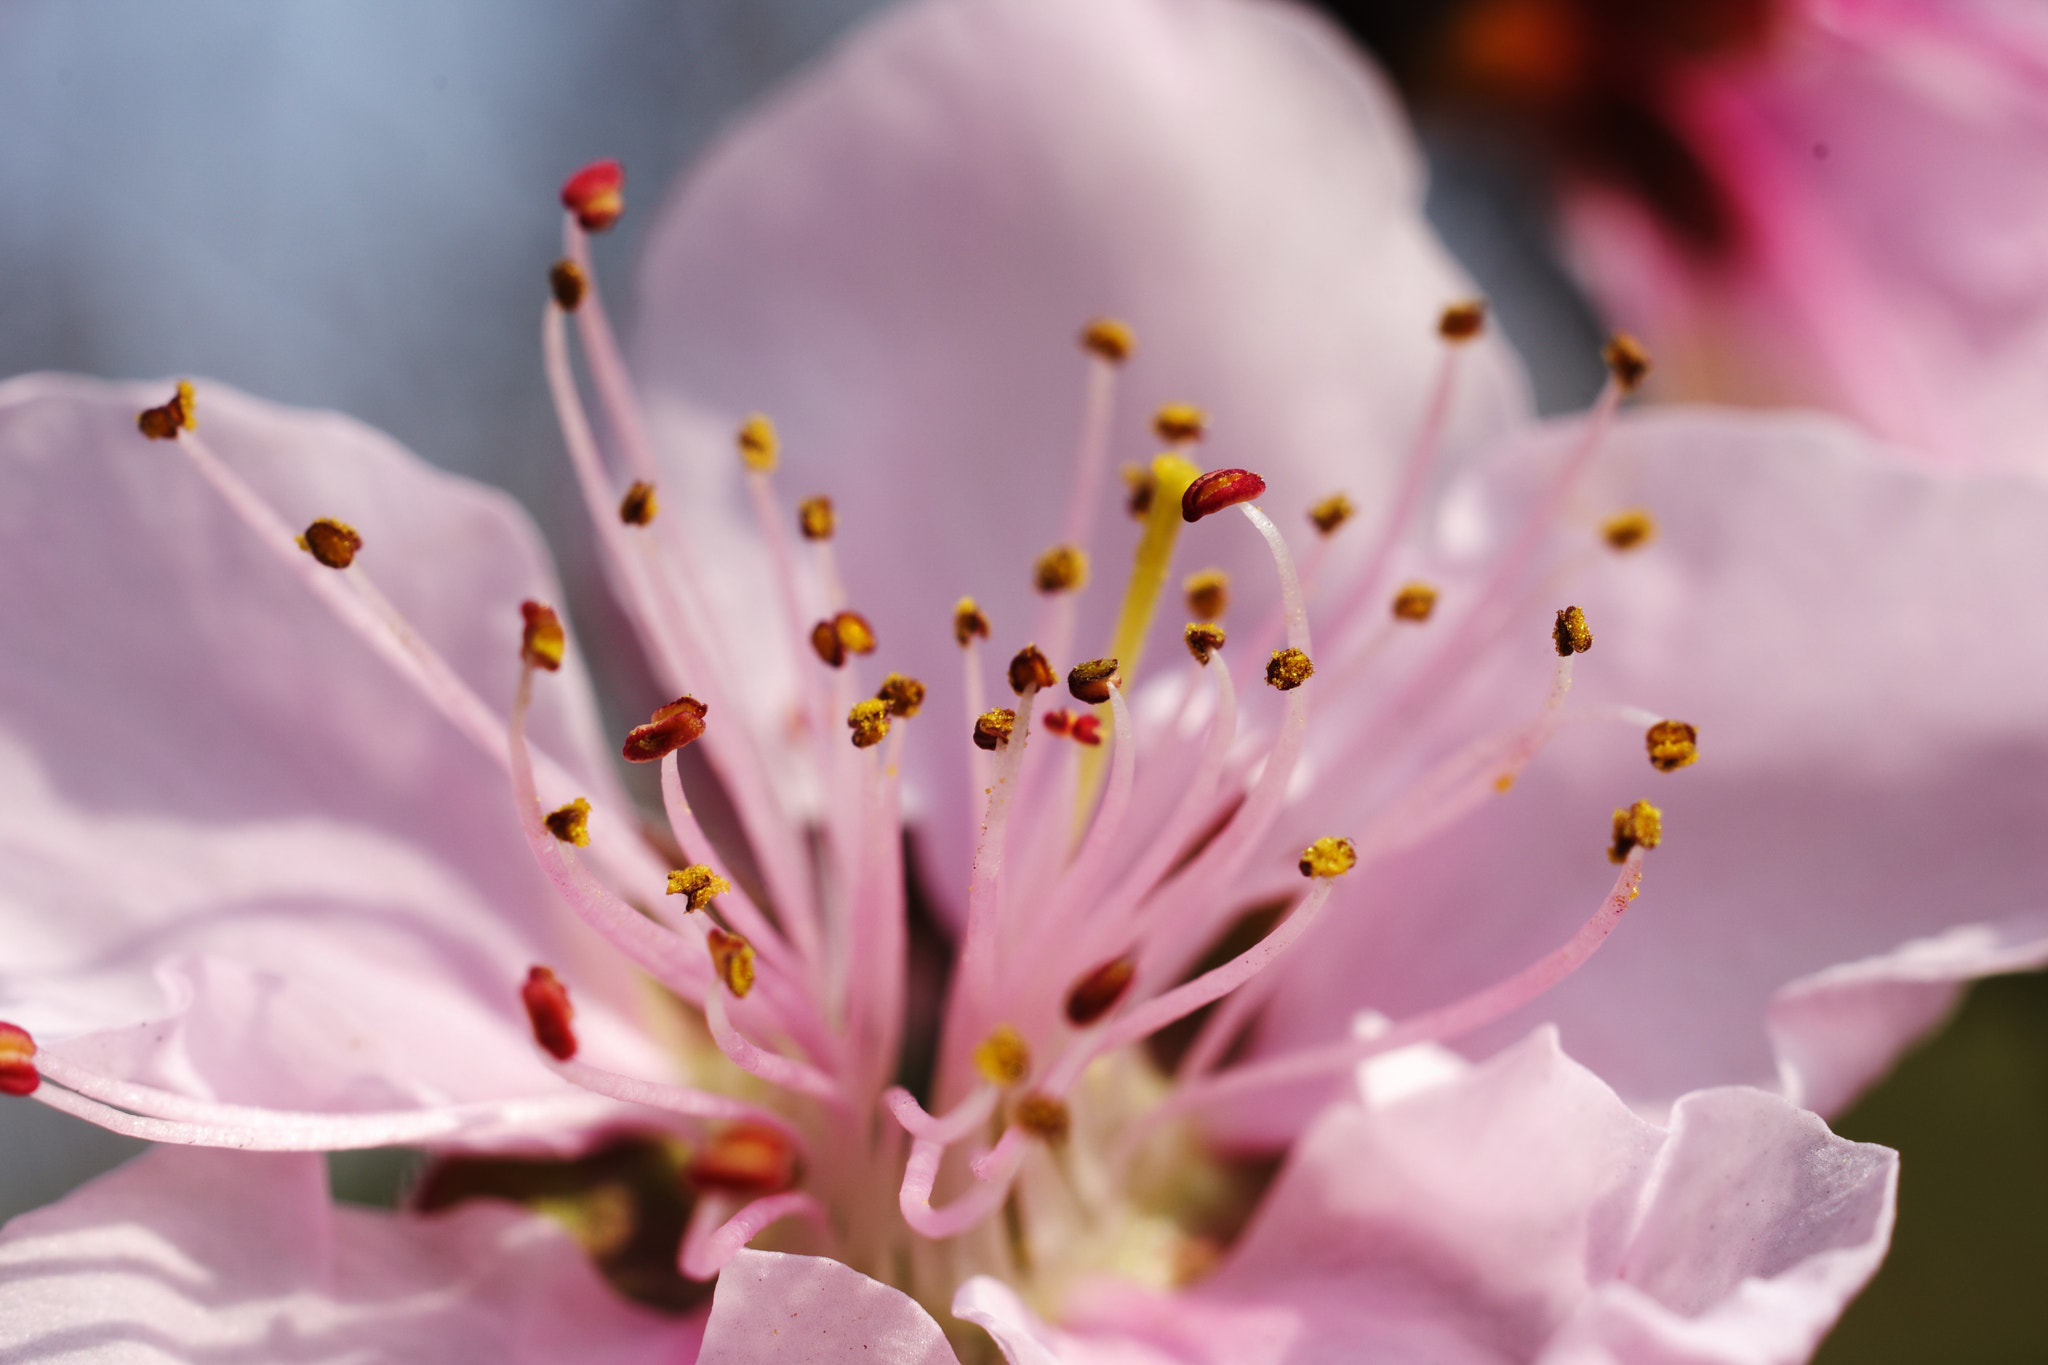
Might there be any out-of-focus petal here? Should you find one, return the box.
[698,1249,959,1365]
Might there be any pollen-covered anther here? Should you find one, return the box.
[1391,582,1439,623]
[974,1026,1031,1088]
[1646,720,1699,773]
[1299,835,1358,879]
[1184,568,1229,621]
[0,1021,40,1097]
[847,698,891,749]
[1008,644,1056,695]
[1609,799,1664,863]
[1602,333,1652,392]
[1603,509,1657,551]
[520,600,566,672]
[688,1121,798,1195]
[1033,544,1088,594]
[813,611,878,668]
[520,967,577,1061]
[544,797,592,847]
[973,708,1017,752]
[953,597,990,648]
[1153,403,1208,445]
[1067,657,1121,705]
[621,695,708,763]
[548,258,586,311]
[876,673,926,718]
[1309,492,1356,536]
[297,518,362,570]
[1014,1093,1071,1143]
[1122,463,1157,520]
[707,928,756,999]
[136,381,197,441]
[1553,605,1593,657]
[666,864,730,912]
[560,158,624,232]
[1439,299,1488,342]
[797,495,835,541]
[1266,647,1314,691]
[736,413,778,472]
[1081,317,1135,364]
[618,480,658,526]
[1182,467,1267,524]
[1185,622,1227,665]
[1065,957,1136,1026]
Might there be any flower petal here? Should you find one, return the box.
[699,1249,959,1365]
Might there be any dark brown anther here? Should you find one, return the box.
[1067,657,1120,705]
[1123,463,1157,520]
[687,1121,797,1195]
[1438,299,1487,342]
[811,619,846,668]
[1009,644,1056,695]
[797,495,835,541]
[520,966,577,1061]
[1182,467,1267,523]
[847,698,891,749]
[560,159,624,232]
[621,695,708,763]
[1081,318,1135,364]
[136,381,196,441]
[1014,1093,1071,1143]
[1034,544,1088,594]
[297,518,362,569]
[1154,404,1208,445]
[520,600,566,672]
[544,797,592,847]
[1308,492,1355,536]
[1608,799,1664,863]
[876,673,926,719]
[1553,606,1593,657]
[973,708,1017,751]
[1065,957,1136,1026]
[1645,720,1699,773]
[548,258,587,311]
[954,597,991,648]
[1266,647,1314,691]
[1603,333,1652,392]
[1185,622,1227,665]
[1390,582,1438,623]
[812,612,876,668]
[1184,568,1229,621]
[618,480,658,526]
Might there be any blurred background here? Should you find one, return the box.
[1,2,2041,1358]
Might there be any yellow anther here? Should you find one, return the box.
[812,611,878,668]
[1603,509,1657,552]
[737,413,779,472]
[1080,317,1135,364]
[1553,605,1593,656]
[137,381,197,440]
[1153,403,1208,445]
[548,258,586,311]
[1008,644,1056,695]
[707,928,756,998]
[666,864,730,912]
[1122,462,1157,520]
[1266,647,1314,691]
[1185,622,1227,665]
[847,697,891,749]
[1439,300,1487,342]
[797,495,835,541]
[1308,492,1356,536]
[1014,1093,1071,1143]
[973,708,1017,752]
[876,673,926,719]
[1067,657,1120,705]
[1645,720,1698,773]
[1298,835,1358,879]
[1391,582,1438,622]
[1603,333,1652,392]
[297,518,362,570]
[1609,799,1664,863]
[1034,543,1089,594]
[545,797,592,847]
[954,597,990,648]
[1184,568,1230,621]
[618,480,658,526]
[520,601,566,672]
[974,1026,1031,1087]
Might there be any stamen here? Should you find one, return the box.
[1603,509,1656,551]
[679,1191,827,1282]
[737,413,779,472]
[520,966,578,1061]
[1033,544,1088,594]
[1391,582,1439,622]
[1184,568,1229,620]
[885,1085,999,1144]
[618,480,658,526]
[1181,467,1266,524]
[296,518,362,569]
[847,698,892,749]
[1609,799,1664,862]
[687,1121,799,1195]
[0,1022,39,1097]
[520,600,566,672]
[707,928,757,998]
[1042,709,1073,737]
[1080,318,1134,364]
[1438,299,1487,342]
[1008,645,1056,695]
[560,159,625,232]
[974,708,1017,751]
[1013,1094,1070,1143]
[1602,332,1653,391]
[621,695,709,763]
[797,495,836,541]
[810,611,877,669]
[1646,720,1699,772]
[954,598,991,646]
[1308,493,1355,536]
[898,1132,1028,1240]
[136,381,197,440]
[1122,463,1156,520]
[974,1026,1032,1087]
[1553,605,1593,656]
[544,797,592,847]
[1266,647,1314,691]
[1185,622,1226,665]
[1153,404,1208,445]
[876,673,926,717]
[1065,958,1136,1027]
[666,865,731,912]
[1066,657,1120,705]
[548,258,586,311]
[1298,836,1358,879]
[1069,714,1102,746]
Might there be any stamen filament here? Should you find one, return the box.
[547,1057,803,1145]
[884,1084,999,1145]
[898,1134,1029,1240]
[680,1190,827,1280]
[704,991,847,1108]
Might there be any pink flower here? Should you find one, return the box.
[0,0,2041,1359]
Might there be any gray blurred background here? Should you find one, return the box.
[1,2,2039,1359]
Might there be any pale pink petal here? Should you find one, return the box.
[697,1249,958,1365]
[0,1145,695,1364]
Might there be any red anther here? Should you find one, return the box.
[1069,714,1103,747]
[1181,467,1267,523]
[0,1022,39,1097]
[622,695,708,763]
[520,967,577,1060]
[1042,709,1074,737]
[520,600,566,672]
[1064,958,1135,1026]
[688,1120,798,1195]
[560,159,624,232]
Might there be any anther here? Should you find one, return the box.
[1266,647,1314,691]
[1608,799,1664,863]
[1080,317,1135,364]
[875,674,926,719]
[1154,404,1208,445]
[548,258,587,311]
[520,600,566,672]
[1391,582,1438,622]
[297,518,362,569]
[621,695,708,763]
[1308,492,1356,536]
[0,1022,40,1097]
[1043,709,1072,737]
[1065,957,1135,1026]
[520,967,578,1061]
[1185,622,1227,665]
[1439,299,1487,342]
[707,928,756,998]
[618,481,658,526]
[1182,467,1267,523]
[1014,1094,1071,1143]
[974,1026,1031,1087]
[1602,333,1652,392]
[667,864,731,912]
[1008,645,1056,695]
[812,611,878,668]
[1067,657,1120,705]
[1553,606,1593,657]
[973,708,1017,751]
[1070,714,1102,746]
[1122,463,1157,520]
[545,797,592,847]
[560,159,625,232]
[1034,544,1089,594]
[1645,720,1699,773]
[1602,509,1656,551]
[737,413,778,472]
[797,495,835,541]
[1299,835,1358,879]
[954,597,991,648]
[1184,568,1229,621]
[136,381,197,441]
[847,698,891,749]
[687,1121,797,1195]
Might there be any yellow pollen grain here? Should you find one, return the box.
[847,698,891,749]
[1153,404,1207,445]
[1391,582,1438,622]
[1603,333,1652,392]
[1121,462,1157,520]
[973,708,1017,752]
[876,673,926,718]
[1080,317,1135,364]
[1266,647,1314,691]
[953,597,990,648]
[1298,835,1358,879]
[297,518,362,570]
[618,480,658,526]
[1014,1093,1071,1142]
[1309,492,1356,536]
[737,413,778,472]
[1602,509,1657,551]
[1553,605,1593,656]
[545,797,592,848]
[1185,622,1227,665]
[665,864,730,912]
[1184,568,1229,621]
[1034,543,1089,595]
[1608,799,1664,863]
[1646,720,1698,773]
[707,928,756,998]
[974,1026,1031,1087]
[797,495,835,541]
